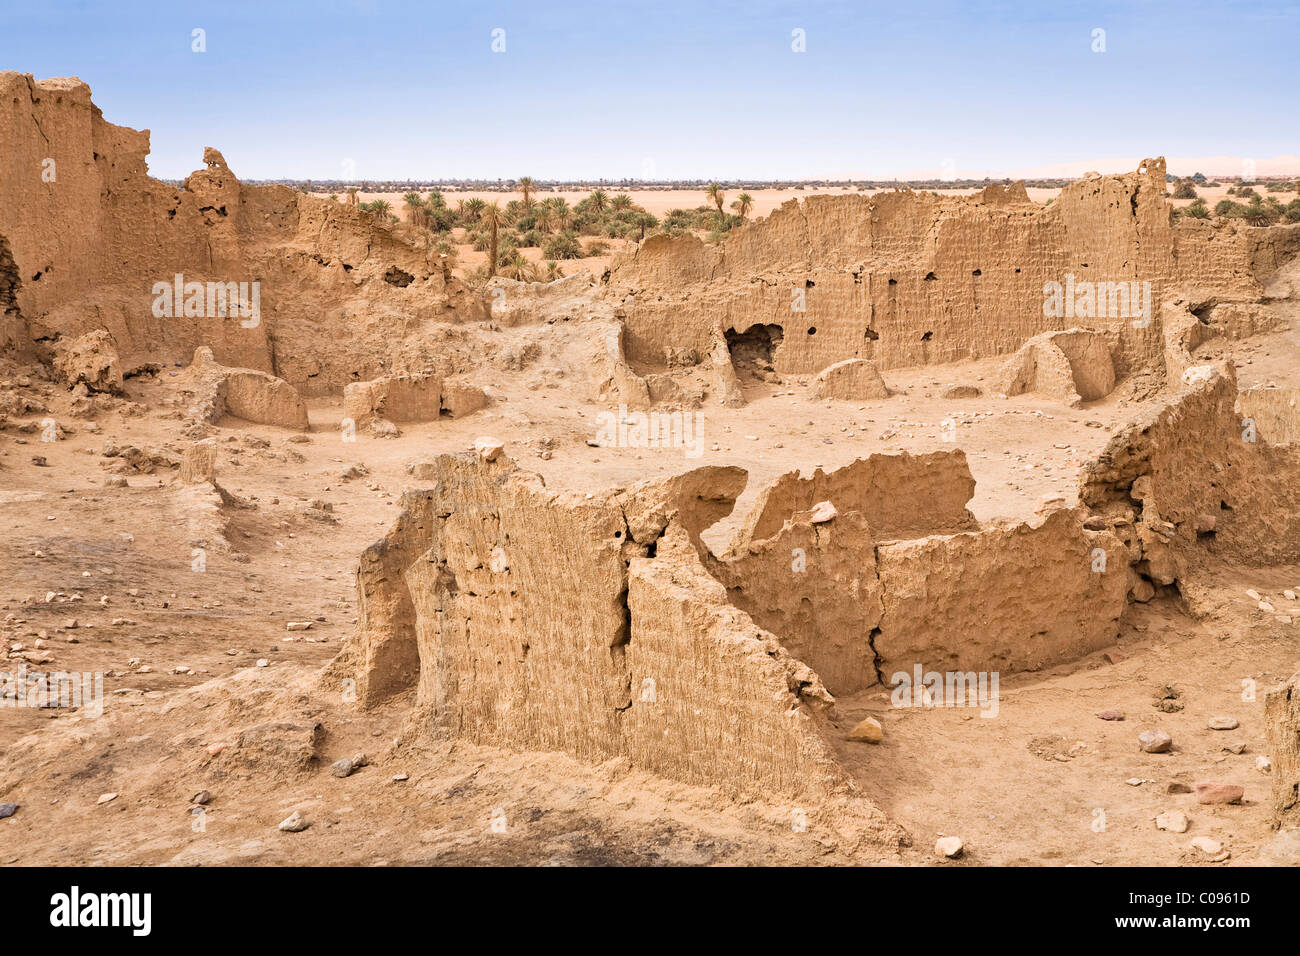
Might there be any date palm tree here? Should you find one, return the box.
[546,196,572,232]
[731,193,753,218]
[706,183,725,214]
[588,189,609,214]
[403,192,425,227]
[535,203,555,234]
[462,197,486,224]
[519,176,535,209]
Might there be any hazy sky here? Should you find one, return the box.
[3,0,1297,180]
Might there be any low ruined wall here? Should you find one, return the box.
[187,348,308,429]
[344,374,442,424]
[1080,365,1300,571]
[343,373,489,424]
[736,450,978,546]
[711,510,883,696]
[874,508,1129,674]
[994,328,1116,405]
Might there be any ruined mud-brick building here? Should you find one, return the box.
[6,74,1300,834]
[0,72,485,393]
[602,165,1300,401]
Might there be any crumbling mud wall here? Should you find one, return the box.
[710,509,883,696]
[340,379,1300,805]
[185,347,309,429]
[0,231,26,354]
[606,159,1268,386]
[993,328,1116,405]
[0,73,486,393]
[341,453,854,800]
[1080,364,1300,575]
[873,509,1129,674]
[735,450,979,546]
[343,373,490,425]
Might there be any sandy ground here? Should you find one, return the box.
[2,312,1299,865]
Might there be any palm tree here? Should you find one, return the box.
[346,187,359,207]
[403,192,426,227]
[535,203,556,234]
[462,197,486,223]
[611,193,633,210]
[706,183,725,215]
[327,193,338,203]
[547,196,572,232]
[588,189,609,214]
[368,199,393,223]
[731,193,753,218]
[519,176,535,209]
[635,212,656,241]
[544,260,564,282]
[483,201,502,277]
[426,189,446,209]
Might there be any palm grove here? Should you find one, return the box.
[339,180,753,287]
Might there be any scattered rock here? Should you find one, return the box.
[97,792,118,805]
[1207,716,1239,731]
[1195,782,1244,805]
[0,803,17,819]
[278,811,310,832]
[1138,730,1173,753]
[1097,710,1125,721]
[809,500,838,524]
[1187,836,1230,862]
[934,836,964,859]
[474,437,505,461]
[1155,809,1189,833]
[846,716,883,743]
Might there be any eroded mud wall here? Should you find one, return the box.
[608,160,1265,379]
[0,72,486,393]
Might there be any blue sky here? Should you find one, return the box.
[2,0,1297,180]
